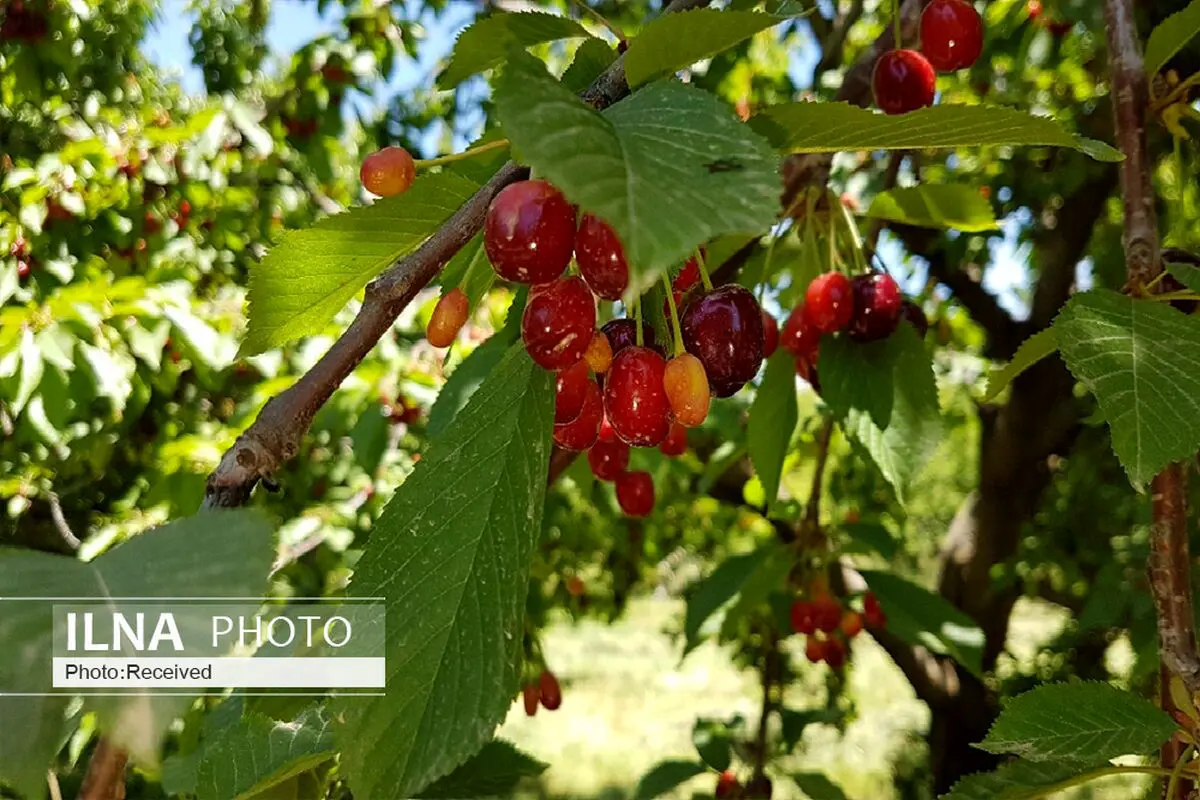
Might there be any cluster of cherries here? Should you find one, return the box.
[0,0,49,42]
[790,580,887,667]
[872,0,984,115]
[780,268,927,387]
[715,769,773,800]
[521,668,562,716]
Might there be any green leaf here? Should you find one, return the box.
[0,696,72,800]
[780,708,839,751]
[1145,0,1200,77]
[683,546,775,656]
[858,569,985,677]
[437,11,591,89]
[1053,289,1200,488]
[1166,257,1200,292]
[561,38,619,94]
[791,772,849,800]
[625,9,782,87]
[941,759,1095,800]
[242,172,479,355]
[841,521,899,560]
[633,760,708,800]
[864,185,998,233]
[192,707,335,800]
[822,325,941,503]
[982,328,1058,402]
[331,344,555,800]
[416,740,547,799]
[0,511,274,772]
[978,681,1177,762]
[493,59,780,296]
[748,352,798,510]
[749,103,1122,162]
[691,718,735,772]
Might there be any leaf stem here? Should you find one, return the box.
[569,0,627,43]
[1013,765,1186,800]
[413,139,511,170]
[662,273,684,356]
[1168,744,1196,799]
[695,248,714,292]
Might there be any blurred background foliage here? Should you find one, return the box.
[1,0,1197,798]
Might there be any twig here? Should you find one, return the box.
[751,632,779,783]
[77,738,127,800]
[802,418,834,532]
[1103,2,1200,797]
[46,492,81,552]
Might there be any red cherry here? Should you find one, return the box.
[863,592,888,629]
[539,670,562,710]
[804,636,825,663]
[716,771,740,799]
[360,146,415,197]
[427,288,469,347]
[598,414,617,444]
[846,273,903,342]
[600,318,659,358]
[555,359,591,424]
[484,180,576,285]
[781,304,821,362]
[900,300,930,337]
[823,638,847,669]
[1026,0,1043,20]
[9,236,27,258]
[791,600,817,635]
[680,285,764,397]
[604,346,671,446]
[804,273,854,334]
[812,594,842,633]
[588,439,630,481]
[659,421,688,457]
[674,256,701,293]
[523,682,540,716]
[872,49,937,115]
[521,277,596,370]
[554,380,602,451]
[761,311,779,358]
[616,470,655,517]
[575,213,629,300]
[840,610,864,638]
[920,0,984,72]
[746,776,773,800]
[16,260,31,280]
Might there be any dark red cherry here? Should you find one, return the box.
[846,272,903,342]
[553,380,602,451]
[812,594,843,633]
[538,670,562,710]
[716,770,739,799]
[604,346,671,446]
[762,311,779,358]
[920,0,984,72]
[522,277,596,370]
[680,285,764,397]
[575,213,629,300]
[899,300,930,337]
[781,304,821,362]
[659,420,688,457]
[522,682,540,716]
[822,638,847,669]
[600,318,660,357]
[864,591,888,629]
[484,179,576,284]
[555,359,591,424]
[791,600,817,635]
[588,439,630,481]
[745,775,773,800]
[872,49,936,115]
[616,470,655,517]
[804,272,854,333]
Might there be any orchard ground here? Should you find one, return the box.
[500,596,1147,800]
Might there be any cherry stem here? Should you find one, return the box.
[413,138,510,169]
[634,297,644,346]
[569,0,627,42]
[695,247,714,291]
[662,273,685,356]
[1172,134,1186,240]
[1168,744,1197,800]
[892,0,902,48]
[1151,290,1200,301]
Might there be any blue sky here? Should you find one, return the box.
[141,2,1034,317]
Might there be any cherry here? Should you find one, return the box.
[360,146,415,197]
[872,49,937,115]
[846,272,903,342]
[804,272,855,333]
[566,575,586,596]
[680,285,764,397]
[604,346,671,446]
[598,414,617,444]
[555,359,592,424]
[600,318,659,357]
[804,636,825,663]
[554,380,603,451]
[781,304,821,362]
[840,610,864,639]
[1026,0,1042,20]
[522,277,596,370]
[575,213,629,300]
[716,771,740,799]
[823,638,847,669]
[484,179,576,285]
[674,256,701,293]
[662,353,711,428]
[863,592,887,629]
[812,594,842,634]
[16,260,31,280]
[745,776,773,800]
[588,438,630,481]
[616,470,655,517]
[522,682,540,716]
[10,236,27,259]
[791,600,818,635]
[659,421,689,457]
[761,311,779,358]
[584,331,613,373]
[539,670,562,710]
[920,0,984,72]
[900,300,930,337]
[427,287,469,347]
